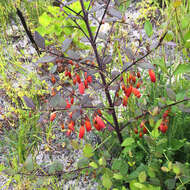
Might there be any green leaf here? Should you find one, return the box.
[144,20,153,37]
[39,12,52,27]
[151,119,162,138]
[102,174,112,189]
[83,144,94,158]
[121,137,135,147]
[174,63,190,75]
[164,179,176,190]
[71,140,79,150]
[77,158,89,168]
[99,157,106,166]
[89,162,98,169]
[113,173,123,180]
[138,171,147,183]
[164,30,174,41]
[48,161,63,174]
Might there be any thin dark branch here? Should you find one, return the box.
[107,31,168,87]
[16,8,41,56]
[102,22,115,58]
[93,0,111,43]
[55,0,83,17]
[120,98,190,131]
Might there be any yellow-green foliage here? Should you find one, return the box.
[136,0,162,25]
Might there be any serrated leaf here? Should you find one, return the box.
[23,96,35,109]
[34,31,45,49]
[102,174,112,189]
[144,20,153,37]
[83,144,94,158]
[89,162,98,169]
[36,55,56,63]
[62,38,72,52]
[121,137,135,147]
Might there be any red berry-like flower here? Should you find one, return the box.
[125,85,132,97]
[85,120,92,132]
[51,75,56,84]
[149,69,156,83]
[87,75,92,83]
[70,97,74,105]
[93,115,105,131]
[76,74,81,84]
[68,60,73,65]
[134,128,138,134]
[132,87,141,98]
[68,120,75,131]
[159,123,168,133]
[66,99,71,109]
[97,109,102,116]
[122,96,128,106]
[143,127,148,134]
[79,125,85,139]
[136,82,141,89]
[79,82,85,94]
[50,112,56,122]
[139,132,143,138]
[66,129,72,136]
[73,78,77,85]
[137,72,141,78]
[84,79,88,89]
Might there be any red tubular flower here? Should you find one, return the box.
[51,75,56,84]
[50,112,56,122]
[159,123,168,133]
[84,79,88,89]
[122,96,128,106]
[79,125,85,139]
[132,87,141,98]
[68,120,75,131]
[143,127,148,134]
[85,120,92,132]
[136,82,141,89]
[73,78,77,85]
[134,128,138,134]
[79,82,85,94]
[70,97,74,105]
[87,75,92,83]
[124,85,132,97]
[66,99,71,109]
[76,74,81,84]
[137,72,141,78]
[149,69,156,83]
[93,115,105,131]
[66,129,72,136]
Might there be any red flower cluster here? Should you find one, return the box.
[158,109,170,133]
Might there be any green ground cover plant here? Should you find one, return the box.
[0,0,190,189]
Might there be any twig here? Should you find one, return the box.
[93,0,111,43]
[16,8,41,56]
[120,98,190,131]
[106,31,168,87]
